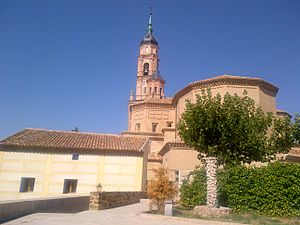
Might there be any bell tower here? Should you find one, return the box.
[135,10,165,101]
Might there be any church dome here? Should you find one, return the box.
[141,32,158,46]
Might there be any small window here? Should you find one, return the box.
[175,170,179,182]
[154,87,157,94]
[149,87,152,94]
[167,121,173,127]
[72,153,79,160]
[143,87,147,94]
[160,88,162,95]
[20,177,35,192]
[135,123,141,132]
[152,123,158,133]
[63,179,78,194]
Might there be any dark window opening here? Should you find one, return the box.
[167,121,173,127]
[63,179,78,193]
[135,123,141,132]
[72,154,79,160]
[175,170,179,182]
[143,63,149,75]
[20,177,35,192]
[154,87,157,94]
[149,87,152,94]
[160,88,162,95]
[152,123,158,133]
[143,87,147,94]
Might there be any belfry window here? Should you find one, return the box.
[143,87,147,94]
[154,87,157,94]
[143,63,149,75]
[135,123,141,132]
[152,123,158,133]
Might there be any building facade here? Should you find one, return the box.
[0,129,149,201]
[0,12,297,201]
[125,12,290,183]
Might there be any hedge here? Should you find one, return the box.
[179,162,300,216]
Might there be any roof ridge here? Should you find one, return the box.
[1,128,148,153]
[22,128,145,139]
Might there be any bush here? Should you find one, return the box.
[147,167,177,211]
[179,167,207,208]
[224,162,300,216]
[179,162,300,217]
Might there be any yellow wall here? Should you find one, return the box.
[0,151,144,201]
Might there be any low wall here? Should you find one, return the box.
[89,191,147,210]
[0,195,89,223]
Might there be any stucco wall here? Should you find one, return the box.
[0,151,145,201]
[163,149,200,171]
[259,88,276,114]
[147,161,162,181]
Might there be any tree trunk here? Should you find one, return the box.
[205,157,218,208]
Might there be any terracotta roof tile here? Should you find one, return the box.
[0,128,148,152]
[173,74,279,104]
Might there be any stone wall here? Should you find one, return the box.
[89,191,147,210]
[0,195,90,223]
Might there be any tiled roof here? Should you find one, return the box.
[173,74,279,104]
[0,128,148,152]
[159,141,195,156]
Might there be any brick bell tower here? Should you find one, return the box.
[134,10,165,101]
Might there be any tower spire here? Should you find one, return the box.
[147,8,153,33]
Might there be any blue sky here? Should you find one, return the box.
[0,0,299,139]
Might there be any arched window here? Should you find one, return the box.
[143,63,149,75]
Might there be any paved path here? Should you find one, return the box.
[4,200,245,225]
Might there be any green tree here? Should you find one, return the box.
[177,89,293,208]
[147,167,177,211]
[292,113,300,144]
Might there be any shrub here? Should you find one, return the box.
[179,167,207,209]
[179,162,300,217]
[147,167,177,211]
[223,162,300,216]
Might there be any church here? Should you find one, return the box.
[0,12,298,201]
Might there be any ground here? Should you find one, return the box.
[4,199,243,225]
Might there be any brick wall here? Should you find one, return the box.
[89,191,147,210]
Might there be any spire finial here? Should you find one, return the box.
[147,7,153,33]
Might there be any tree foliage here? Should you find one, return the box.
[147,167,177,211]
[177,89,293,166]
[293,113,300,145]
[179,166,207,208]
